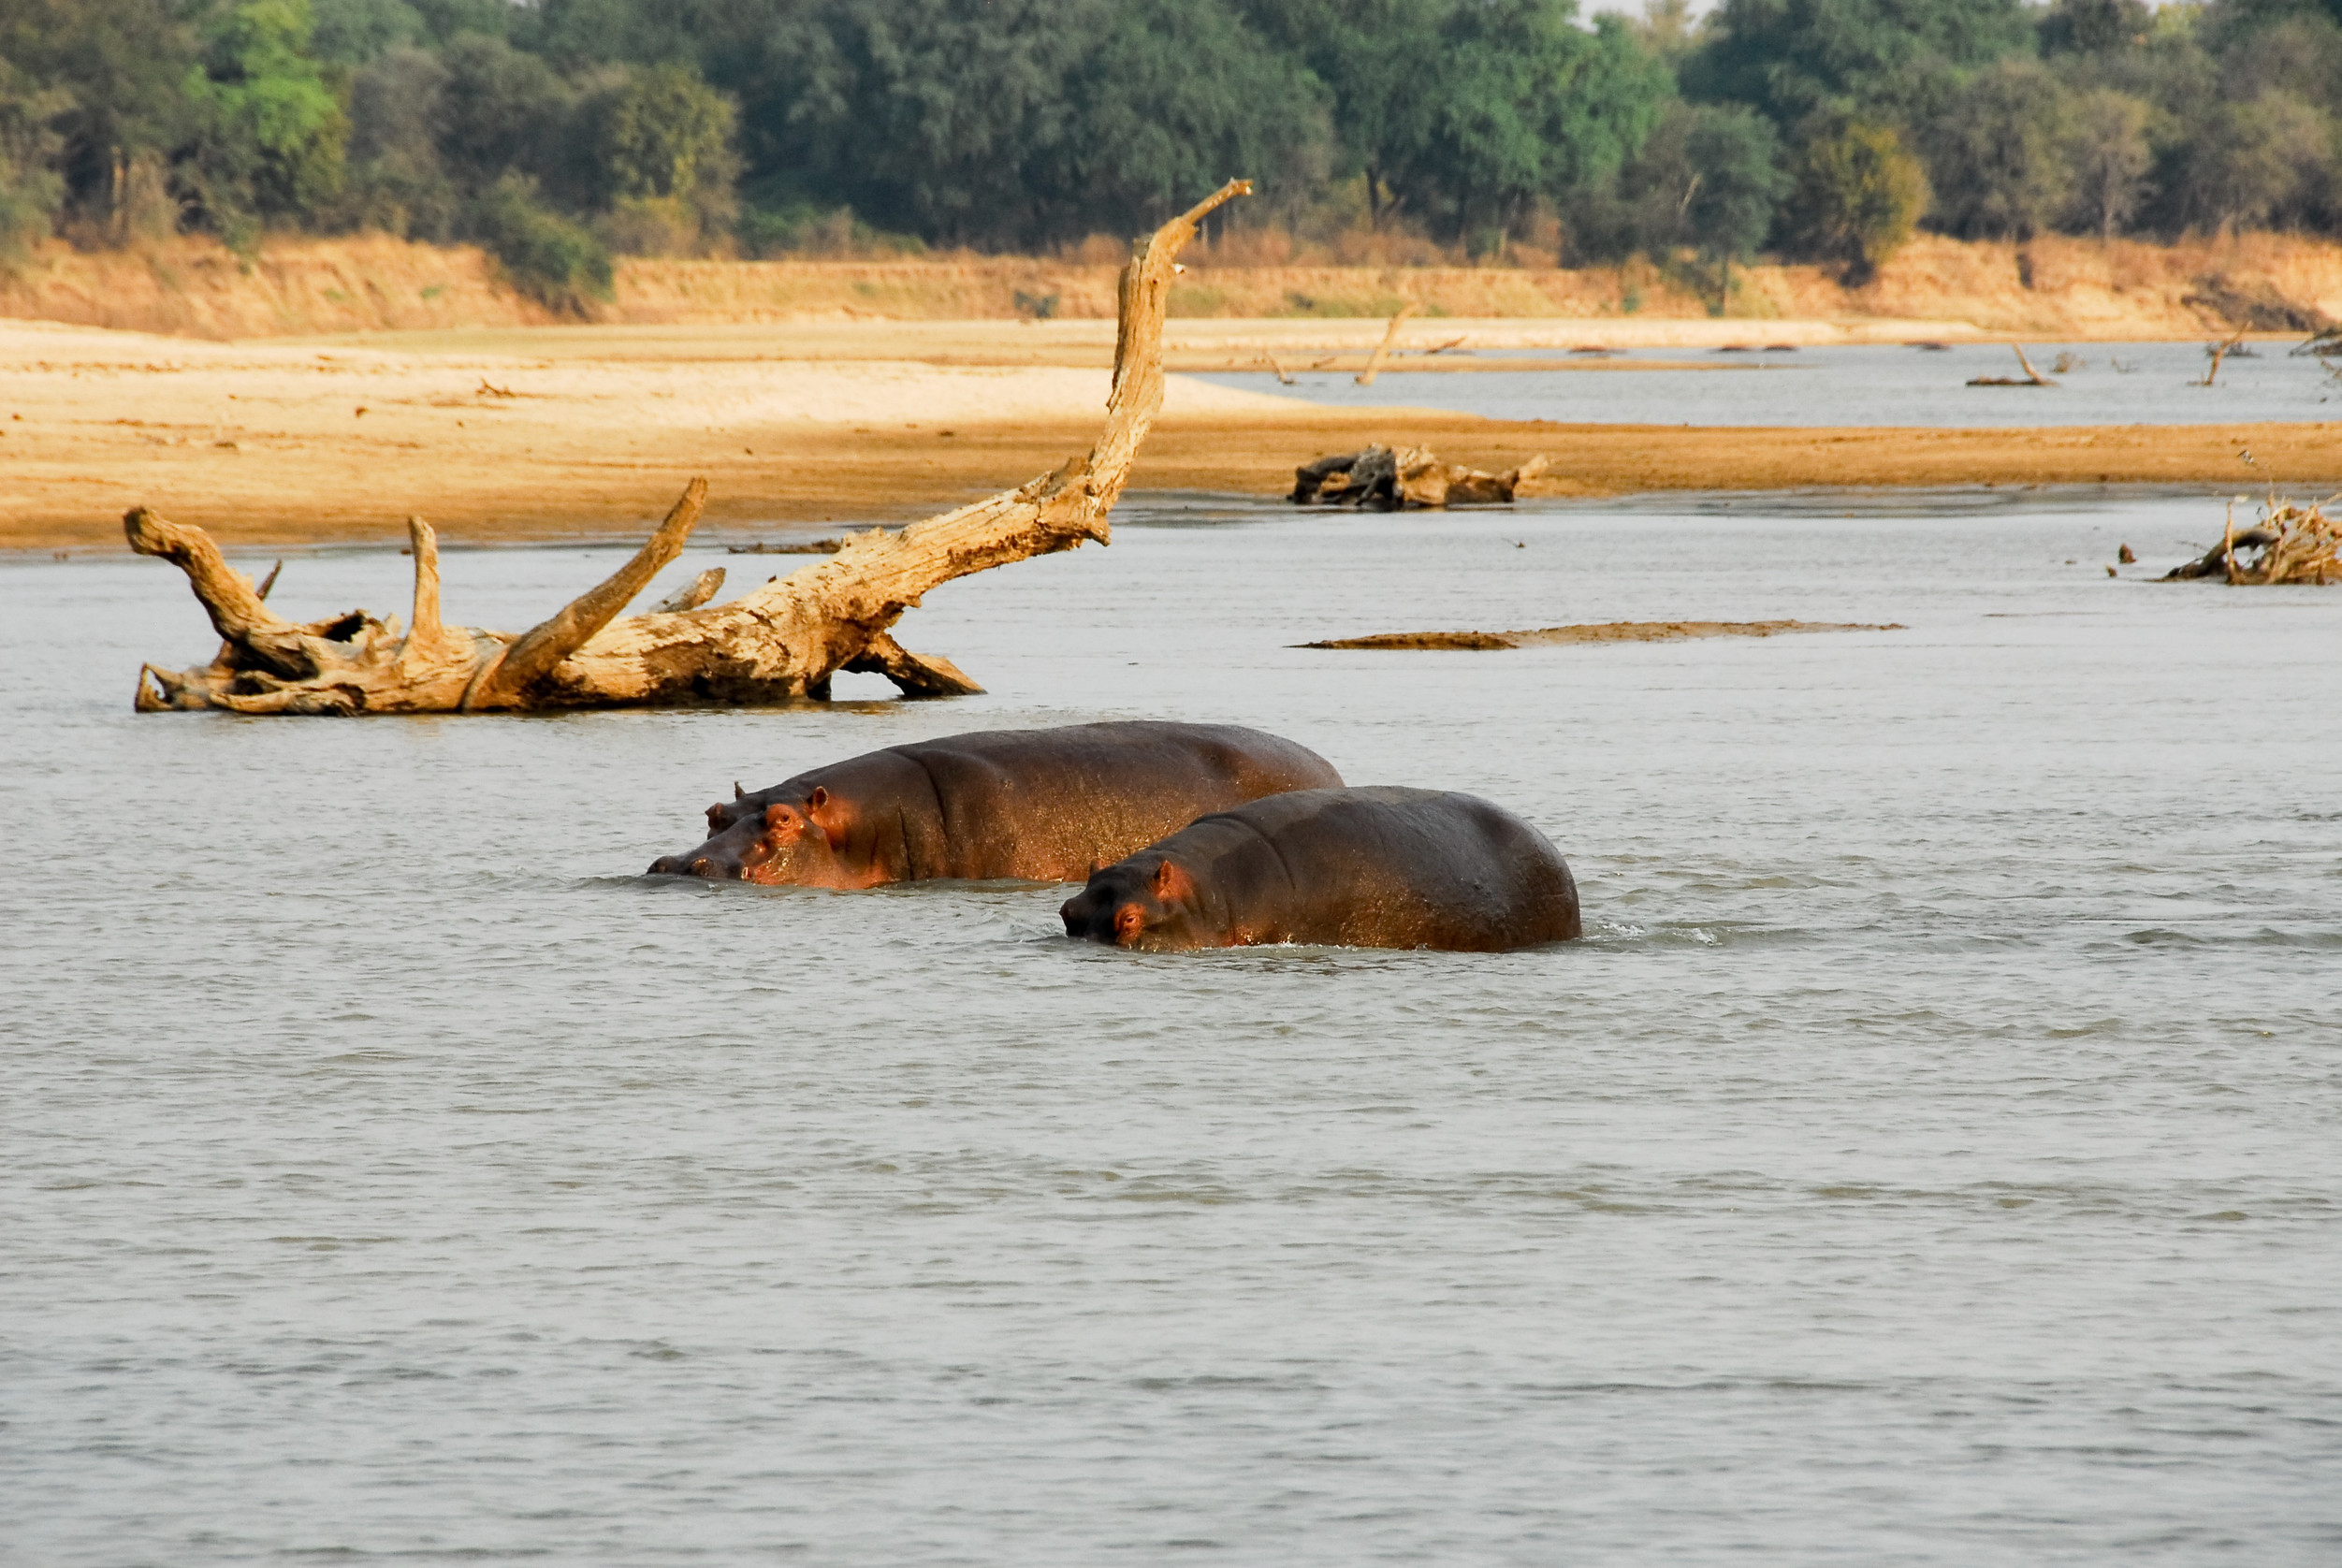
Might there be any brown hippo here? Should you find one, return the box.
[1061,786,1580,951]
[647,721,1342,886]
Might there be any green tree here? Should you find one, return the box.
[469,168,611,309]
[2061,87,2153,237]
[1684,0,2034,123]
[1926,57,2072,239]
[181,0,351,248]
[1045,0,1329,236]
[2040,0,2150,53]
[433,32,577,198]
[1238,0,1447,227]
[2174,90,2336,229]
[0,0,202,226]
[1404,0,1670,251]
[0,54,66,262]
[589,60,740,251]
[338,44,457,237]
[598,62,736,204]
[1685,101,1785,298]
[1780,113,1928,280]
[767,0,1095,246]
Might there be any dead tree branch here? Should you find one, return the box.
[1354,302,1418,386]
[130,180,1254,714]
[2161,498,2341,584]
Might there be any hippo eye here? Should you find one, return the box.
[1113,904,1145,942]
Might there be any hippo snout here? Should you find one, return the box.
[646,852,741,879]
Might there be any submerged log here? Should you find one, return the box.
[1291,443,1549,510]
[131,180,1254,715]
[2160,499,2341,584]
[1298,619,1904,650]
[1968,343,2057,387]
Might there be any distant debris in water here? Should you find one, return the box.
[1970,343,2057,386]
[2118,544,2137,563]
[1298,619,1904,650]
[1713,343,1753,354]
[2161,498,2341,584]
[1292,444,1548,510]
[1763,343,1799,353]
[1909,341,1953,351]
[2053,352,2086,374]
[2290,322,2342,356]
[729,537,846,555]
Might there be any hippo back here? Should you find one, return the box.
[898,721,1341,880]
[665,720,1341,884]
[1148,786,1580,951]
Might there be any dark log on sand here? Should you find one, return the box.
[1299,620,1903,649]
[1291,443,1549,510]
[129,180,1254,714]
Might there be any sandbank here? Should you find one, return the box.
[4,318,2336,555]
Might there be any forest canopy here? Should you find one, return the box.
[3,0,2341,304]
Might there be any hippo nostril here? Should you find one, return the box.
[689,856,715,878]
[647,856,684,876]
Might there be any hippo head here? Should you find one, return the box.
[647,788,855,886]
[1061,855,1209,950]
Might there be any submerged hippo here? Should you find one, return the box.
[647,721,1342,886]
[1061,786,1580,951]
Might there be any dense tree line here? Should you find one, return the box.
[2,0,2342,306]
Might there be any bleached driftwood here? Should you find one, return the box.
[2161,499,2342,584]
[1290,443,1549,510]
[1354,302,1418,386]
[130,180,1254,714]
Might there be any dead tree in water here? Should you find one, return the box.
[2161,499,2342,584]
[129,180,1254,715]
[1967,343,2057,386]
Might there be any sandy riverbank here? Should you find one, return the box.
[5,318,2337,555]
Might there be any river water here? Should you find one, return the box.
[5,491,2339,1564]
[1197,339,2342,427]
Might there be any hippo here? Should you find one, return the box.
[1060,786,1580,951]
[647,721,1343,886]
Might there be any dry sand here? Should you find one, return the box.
[6,316,2339,555]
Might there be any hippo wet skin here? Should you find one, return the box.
[647,721,1342,886]
[1061,786,1581,951]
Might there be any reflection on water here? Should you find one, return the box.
[4,494,2339,1564]
[1198,339,2342,427]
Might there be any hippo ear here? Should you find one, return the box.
[1152,859,1197,904]
[763,803,806,841]
[706,803,726,834]
[734,782,745,801]
[805,785,850,841]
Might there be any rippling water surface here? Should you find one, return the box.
[5,492,2339,1563]
[1198,339,2342,426]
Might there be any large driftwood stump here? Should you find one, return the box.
[2160,499,2341,584]
[1291,444,1548,510]
[130,181,1253,714]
